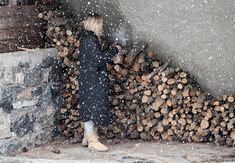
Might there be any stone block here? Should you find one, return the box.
[3,68,15,85]
[15,72,25,85]
[12,99,37,110]
[42,70,50,83]
[17,87,32,100]
[12,101,22,110]
[18,62,30,70]
[33,124,42,133]
[31,86,42,97]
[6,143,22,156]
[0,101,13,113]
[41,57,57,68]
[46,105,55,116]
[22,100,37,107]
[11,114,34,137]
[35,130,51,146]
[37,84,52,107]
[0,113,12,139]
[3,85,24,102]
[35,125,54,145]
[24,66,42,87]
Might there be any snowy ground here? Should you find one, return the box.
[0,139,235,163]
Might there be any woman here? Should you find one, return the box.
[79,14,120,152]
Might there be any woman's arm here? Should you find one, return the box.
[88,35,119,68]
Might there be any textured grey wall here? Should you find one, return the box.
[63,0,235,96]
[0,48,61,156]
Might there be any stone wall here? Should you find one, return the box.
[0,48,61,156]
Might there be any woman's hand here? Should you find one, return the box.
[114,45,122,51]
[112,44,122,54]
[111,45,124,64]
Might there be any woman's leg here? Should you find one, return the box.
[81,120,94,147]
[84,120,95,133]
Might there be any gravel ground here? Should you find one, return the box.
[1,139,235,163]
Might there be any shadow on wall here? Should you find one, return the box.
[58,0,133,49]
[135,33,230,96]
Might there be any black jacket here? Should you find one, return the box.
[79,30,118,126]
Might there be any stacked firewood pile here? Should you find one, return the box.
[39,11,235,146]
[105,48,235,146]
[38,10,84,142]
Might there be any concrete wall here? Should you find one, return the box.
[0,48,61,156]
[61,0,235,96]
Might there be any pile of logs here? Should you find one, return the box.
[105,47,235,146]
[39,11,235,146]
[39,10,83,142]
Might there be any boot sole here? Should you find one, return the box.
[88,146,109,152]
[80,142,88,147]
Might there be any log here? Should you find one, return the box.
[124,41,148,67]
[200,119,209,129]
[228,96,234,103]
[151,97,164,111]
[147,57,172,80]
[230,130,235,140]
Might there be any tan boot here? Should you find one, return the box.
[87,132,109,152]
[80,133,88,147]
[80,122,88,147]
